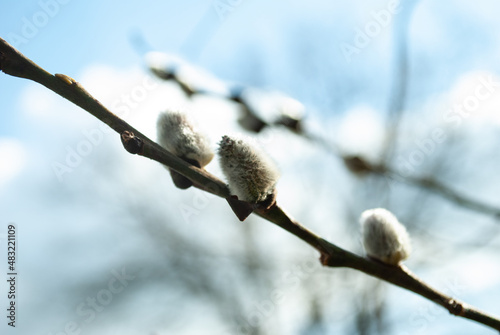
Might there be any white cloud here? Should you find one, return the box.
[450,252,500,292]
[18,77,97,131]
[447,71,500,126]
[336,105,385,160]
[19,83,61,118]
[0,138,27,187]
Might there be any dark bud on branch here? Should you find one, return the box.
[121,131,144,155]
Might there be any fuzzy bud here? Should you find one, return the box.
[360,208,411,265]
[218,135,279,203]
[156,111,214,168]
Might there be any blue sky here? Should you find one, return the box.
[2,1,500,334]
[3,0,500,124]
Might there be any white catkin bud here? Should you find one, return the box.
[360,208,411,265]
[218,135,279,203]
[156,111,214,167]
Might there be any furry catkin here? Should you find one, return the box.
[218,135,279,203]
[360,208,411,265]
[156,111,214,167]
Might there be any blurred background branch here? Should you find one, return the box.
[141,43,500,221]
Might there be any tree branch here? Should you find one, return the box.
[1,37,499,332]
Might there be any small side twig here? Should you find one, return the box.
[381,0,419,162]
[1,37,499,332]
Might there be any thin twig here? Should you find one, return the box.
[1,37,499,332]
[344,156,500,218]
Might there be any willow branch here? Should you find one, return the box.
[1,37,499,332]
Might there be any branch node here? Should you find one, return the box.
[121,131,144,155]
[319,250,347,267]
[255,191,277,212]
[448,299,466,316]
[55,73,77,85]
[319,252,330,266]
